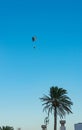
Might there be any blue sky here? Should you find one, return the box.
[0,0,82,130]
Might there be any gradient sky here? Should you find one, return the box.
[0,0,82,130]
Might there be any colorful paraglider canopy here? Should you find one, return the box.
[32,36,37,42]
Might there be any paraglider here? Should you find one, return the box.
[33,45,36,49]
[32,36,37,48]
[32,36,37,42]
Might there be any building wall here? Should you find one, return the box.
[74,123,82,130]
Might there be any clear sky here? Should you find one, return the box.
[0,0,82,130]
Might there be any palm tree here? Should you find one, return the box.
[0,126,14,130]
[40,86,73,130]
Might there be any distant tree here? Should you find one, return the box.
[40,86,73,130]
[0,126,14,130]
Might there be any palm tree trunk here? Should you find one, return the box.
[54,107,57,130]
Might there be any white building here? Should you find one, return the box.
[74,123,82,130]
